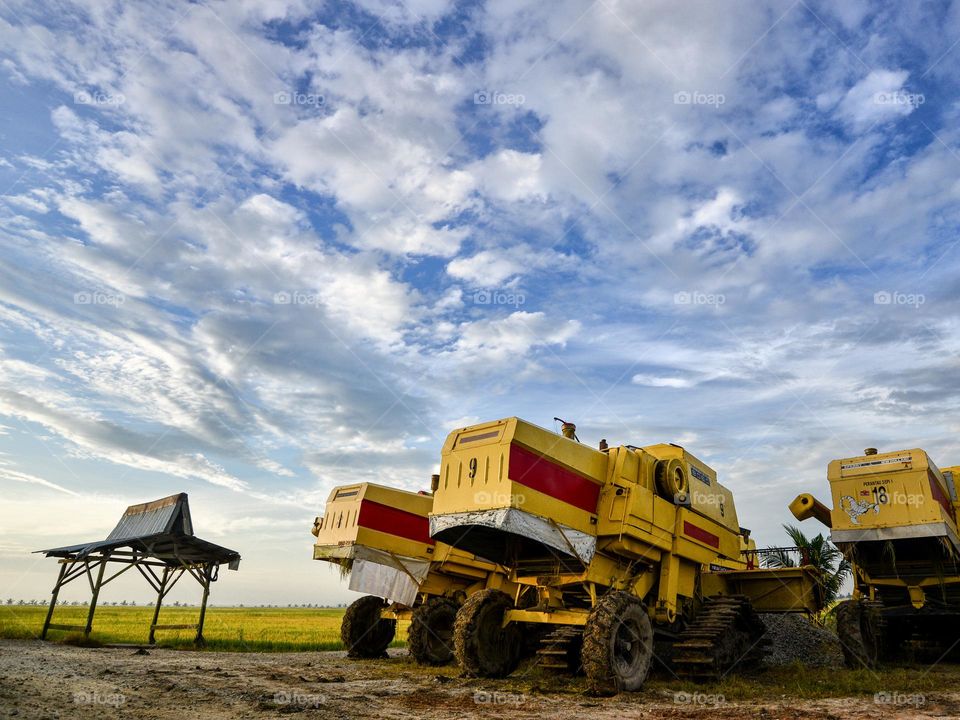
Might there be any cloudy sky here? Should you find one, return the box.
[1,0,959,606]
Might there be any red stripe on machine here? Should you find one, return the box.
[508,444,601,513]
[929,472,953,516]
[683,521,720,548]
[358,500,434,545]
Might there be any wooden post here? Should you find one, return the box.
[84,557,108,637]
[195,564,212,645]
[41,562,69,640]
[149,566,170,645]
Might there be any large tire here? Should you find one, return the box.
[582,591,654,693]
[341,595,396,659]
[453,589,521,678]
[836,599,882,669]
[408,596,458,665]
[655,458,689,503]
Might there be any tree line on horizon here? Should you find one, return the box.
[4,598,350,608]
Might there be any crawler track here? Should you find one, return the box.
[672,595,768,680]
[535,625,583,672]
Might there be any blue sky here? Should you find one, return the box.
[2,0,960,605]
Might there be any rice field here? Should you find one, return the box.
[0,604,405,652]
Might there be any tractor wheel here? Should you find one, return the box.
[453,589,521,678]
[582,591,654,693]
[836,599,883,669]
[408,596,459,665]
[341,595,396,659]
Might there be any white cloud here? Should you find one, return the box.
[632,374,693,388]
[830,69,921,128]
[3,193,49,213]
[471,150,548,203]
[447,245,576,286]
[351,0,455,24]
[447,249,523,285]
[446,311,580,365]
[0,466,79,496]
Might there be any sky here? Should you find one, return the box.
[1,0,960,607]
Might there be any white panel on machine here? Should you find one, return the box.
[430,507,596,564]
[347,546,431,606]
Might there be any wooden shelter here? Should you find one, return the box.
[37,493,240,645]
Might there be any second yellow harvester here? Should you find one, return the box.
[312,481,514,664]
[792,446,960,666]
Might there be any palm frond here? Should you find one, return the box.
[775,523,851,605]
[762,548,797,568]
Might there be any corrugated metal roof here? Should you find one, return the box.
[105,493,192,541]
[38,493,239,567]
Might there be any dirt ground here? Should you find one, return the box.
[0,640,957,720]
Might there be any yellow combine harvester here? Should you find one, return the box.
[311,482,513,664]
[791,447,960,666]
[428,417,823,691]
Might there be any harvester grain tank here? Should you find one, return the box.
[791,447,960,666]
[311,481,514,664]
[429,417,824,691]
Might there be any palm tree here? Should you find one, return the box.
[763,524,851,605]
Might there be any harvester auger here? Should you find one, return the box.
[791,447,960,667]
[428,417,824,692]
[312,482,515,665]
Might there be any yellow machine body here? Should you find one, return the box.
[792,449,960,611]
[825,449,959,545]
[430,417,822,626]
[312,482,511,610]
[314,483,434,564]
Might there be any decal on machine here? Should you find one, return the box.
[690,465,711,485]
[839,494,881,524]
[841,455,912,471]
